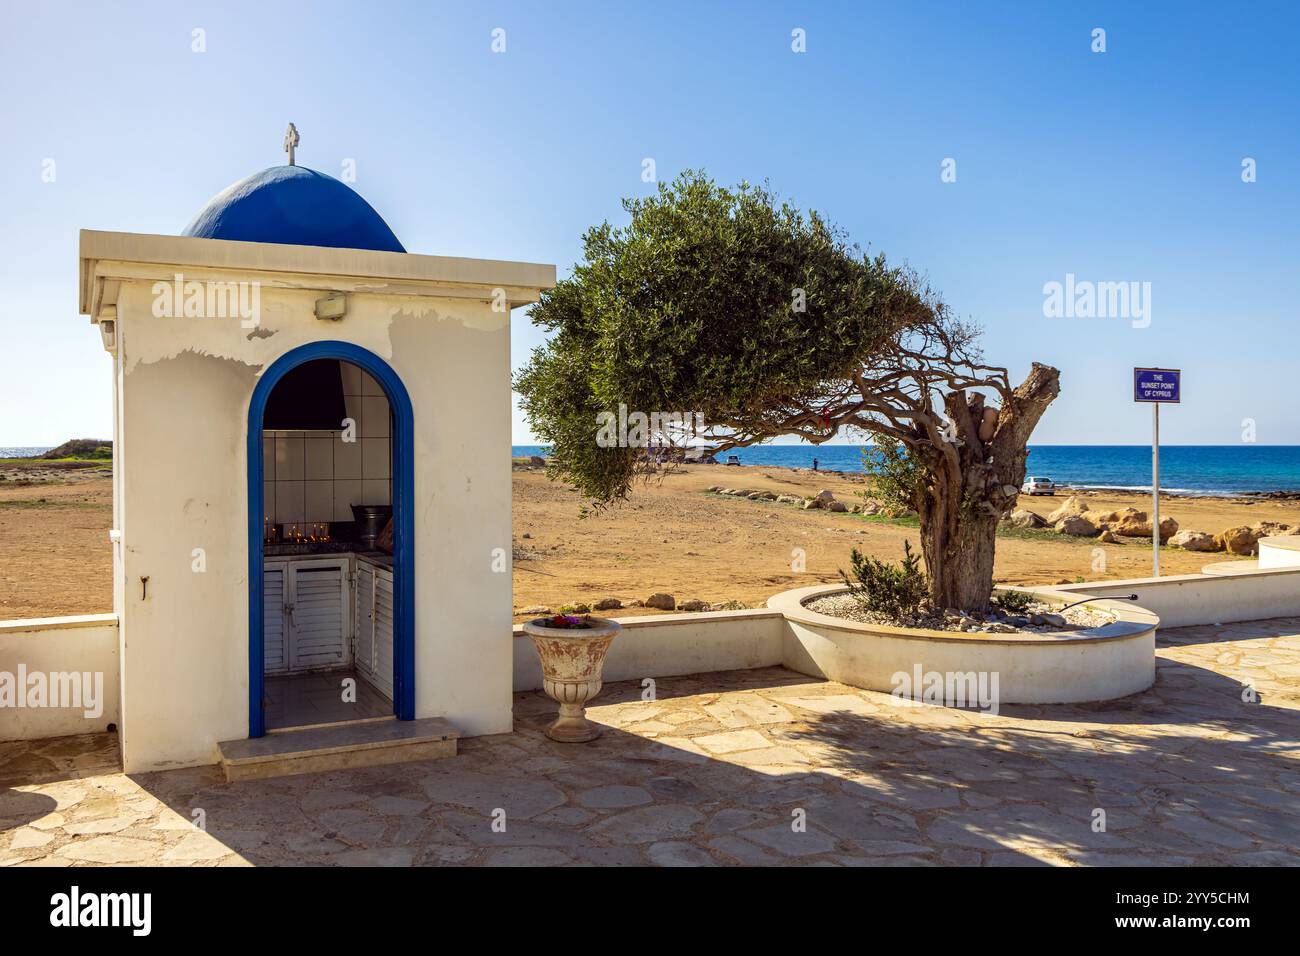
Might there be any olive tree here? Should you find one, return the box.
[515,171,1059,613]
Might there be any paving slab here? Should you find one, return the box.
[0,621,1296,866]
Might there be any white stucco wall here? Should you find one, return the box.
[1052,563,1300,629]
[110,277,516,771]
[1258,536,1300,569]
[0,615,120,739]
[512,610,786,692]
[769,585,1159,704]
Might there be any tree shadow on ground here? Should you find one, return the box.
[0,733,120,835]
[1155,615,1300,649]
[0,788,58,832]
[760,661,1298,864]
[0,732,120,789]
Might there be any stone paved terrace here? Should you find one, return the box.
[2,618,1298,867]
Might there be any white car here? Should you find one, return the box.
[1021,476,1058,496]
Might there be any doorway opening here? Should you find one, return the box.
[247,342,414,737]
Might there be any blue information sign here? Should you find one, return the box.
[1133,367,1181,403]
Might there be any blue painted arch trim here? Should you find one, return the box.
[247,341,415,737]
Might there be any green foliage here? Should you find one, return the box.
[38,439,112,460]
[514,170,934,504]
[839,541,929,619]
[860,436,925,516]
[993,589,1033,615]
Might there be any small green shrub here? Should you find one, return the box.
[993,589,1032,615]
[839,541,929,619]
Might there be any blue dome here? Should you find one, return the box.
[182,165,405,253]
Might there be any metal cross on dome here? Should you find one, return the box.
[283,122,299,166]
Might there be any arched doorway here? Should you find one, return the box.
[246,341,414,737]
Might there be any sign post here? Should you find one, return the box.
[1133,368,1181,576]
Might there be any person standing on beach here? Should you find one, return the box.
[812,457,819,472]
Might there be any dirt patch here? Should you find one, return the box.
[0,477,113,618]
[508,464,1287,621]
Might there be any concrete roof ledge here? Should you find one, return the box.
[79,230,556,318]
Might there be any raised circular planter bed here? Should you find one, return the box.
[522,616,622,742]
[768,584,1158,704]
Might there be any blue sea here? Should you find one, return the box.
[1,447,52,458]
[12,443,1300,496]
[513,444,1300,497]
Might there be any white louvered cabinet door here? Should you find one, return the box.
[263,567,287,675]
[354,562,375,678]
[286,559,352,672]
[371,568,395,699]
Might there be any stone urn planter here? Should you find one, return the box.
[522,615,622,742]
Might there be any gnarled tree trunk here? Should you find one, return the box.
[918,485,1001,613]
[915,363,1060,613]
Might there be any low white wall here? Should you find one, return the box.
[511,591,1160,706]
[781,620,1155,704]
[1051,563,1300,628]
[771,585,1158,704]
[0,614,120,740]
[512,609,785,692]
[1259,536,1300,570]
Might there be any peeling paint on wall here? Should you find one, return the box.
[389,300,508,335]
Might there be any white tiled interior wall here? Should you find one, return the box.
[263,362,391,527]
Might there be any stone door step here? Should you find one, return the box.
[218,717,458,782]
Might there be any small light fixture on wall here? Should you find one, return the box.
[315,293,347,321]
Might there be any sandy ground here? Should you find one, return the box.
[4,463,1300,621]
[0,474,114,619]
[510,463,1300,618]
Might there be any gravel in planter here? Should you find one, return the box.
[803,594,1116,634]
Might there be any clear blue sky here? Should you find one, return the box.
[2,0,1297,447]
